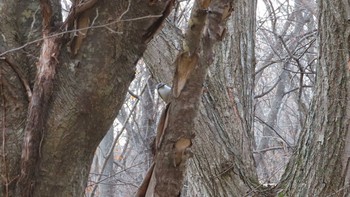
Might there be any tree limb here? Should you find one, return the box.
[18,1,63,195]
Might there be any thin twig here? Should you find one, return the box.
[255,116,293,149]
[253,146,286,153]
[28,6,40,40]
[0,14,162,57]
[117,0,132,21]
[87,161,145,189]
[254,77,281,99]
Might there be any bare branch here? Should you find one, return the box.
[255,116,293,149]
[1,57,32,101]
[255,77,281,99]
[0,14,163,57]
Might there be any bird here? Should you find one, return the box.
[156,83,172,103]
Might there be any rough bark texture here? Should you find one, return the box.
[138,0,350,196]
[0,0,174,196]
[145,0,350,196]
[187,0,260,195]
[144,0,262,196]
[277,1,350,196]
[0,1,44,195]
[18,1,63,195]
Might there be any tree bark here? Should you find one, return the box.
[277,1,350,196]
[144,0,261,196]
[0,0,174,196]
[138,1,236,196]
[145,0,350,196]
[187,0,259,195]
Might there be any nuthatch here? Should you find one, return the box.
[156,83,172,103]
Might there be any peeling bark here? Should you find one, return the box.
[19,34,61,196]
[138,0,234,196]
[143,0,260,196]
[18,0,62,195]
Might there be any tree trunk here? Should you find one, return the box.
[277,1,350,196]
[144,0,350,196]
[137,0,237,196]
[187,0,259,195]
[0,0,174,196]
[144,0,261,196]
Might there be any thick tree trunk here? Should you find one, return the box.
[277,1,350,196]
[0,0,174,196]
